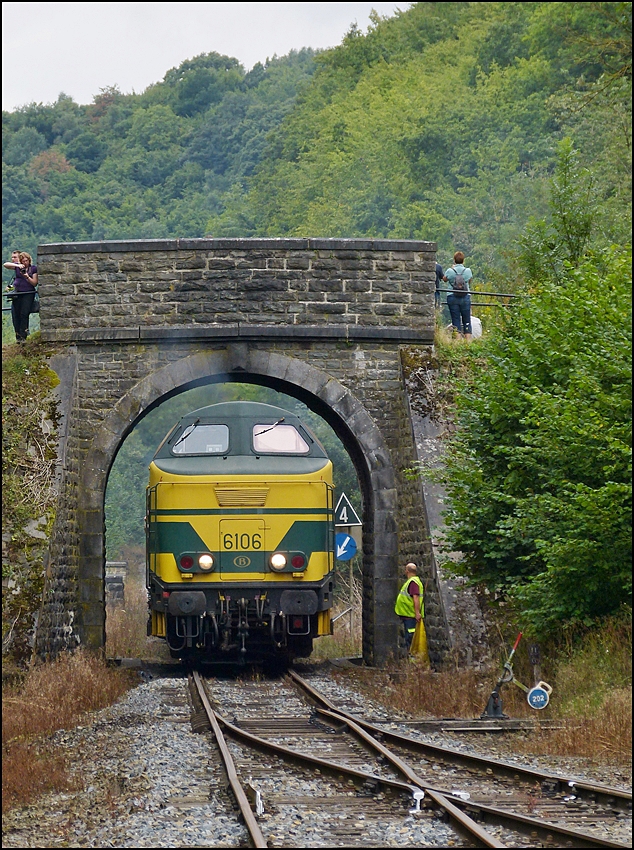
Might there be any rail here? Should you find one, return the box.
[288,671,631,812]
[437,289,520,298]
[195,671,504,848]
[331,606,353,623]
[436,287,525,308]
[2,290,38,314]
[189,671,267,848]
[287,671,631,848]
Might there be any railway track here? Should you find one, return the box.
[190,670,448,847]
[289,671,631,844]
[188,669,632,848]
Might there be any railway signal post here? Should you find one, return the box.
[334,493,362,640]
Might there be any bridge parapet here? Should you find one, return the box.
[38,238,436,341]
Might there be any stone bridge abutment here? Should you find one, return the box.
[37,238,450,666]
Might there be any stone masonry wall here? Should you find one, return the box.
[35,239,450,666]
[37,238,436,338]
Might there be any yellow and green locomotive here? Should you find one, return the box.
[146,401,335,663]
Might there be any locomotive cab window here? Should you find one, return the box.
[253,424,309,454]
[172,424,229,455]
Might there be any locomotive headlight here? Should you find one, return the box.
[198,554,214,571]
[269,552,287,571]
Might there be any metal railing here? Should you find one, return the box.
[437,288,524,308]
[3,288,526,314]
[2,290,39,312]
[331,606,353,623]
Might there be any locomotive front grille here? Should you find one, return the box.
[214,487,269,507]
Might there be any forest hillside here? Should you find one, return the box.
[2,2,631,281]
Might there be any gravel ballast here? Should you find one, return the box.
[3,666,631,848]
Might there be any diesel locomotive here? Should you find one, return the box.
[146,401,335,664]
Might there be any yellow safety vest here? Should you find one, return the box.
[394,576,424,618]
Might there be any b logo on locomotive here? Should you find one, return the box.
[233,555,251,568]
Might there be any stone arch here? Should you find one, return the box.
[82,345,399,664]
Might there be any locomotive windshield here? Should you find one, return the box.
[172,424,229,455]
[253,423,309,454]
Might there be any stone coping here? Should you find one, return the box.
[38,237,437,254]
[40,323,434,344]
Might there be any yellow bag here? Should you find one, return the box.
[410,621,430,667]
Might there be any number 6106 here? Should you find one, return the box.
[223,532,262,550]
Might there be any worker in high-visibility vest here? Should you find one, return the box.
[394,562,424,652]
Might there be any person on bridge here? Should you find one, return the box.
[395,562,427,658]
[4,250,38,343]
[443,251,473,340]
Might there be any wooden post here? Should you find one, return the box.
[349,556,354,637]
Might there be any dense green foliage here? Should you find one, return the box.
[439,249,631,634]
[210,2,631,276]
[434,141,631,635]
[3,3,630,281]
[2,49,316,264]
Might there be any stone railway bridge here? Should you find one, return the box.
[36,237,450,667]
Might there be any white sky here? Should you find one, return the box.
[3,2,407,111]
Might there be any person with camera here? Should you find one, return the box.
[4,250,38,343]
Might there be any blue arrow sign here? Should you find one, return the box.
[335,532,357,561]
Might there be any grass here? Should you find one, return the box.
[313,569,363,661]
[515,612,632,760]
[314,577,632,761]
[334,610,632,762]
[2,649,135,813]
[522,688,632,760]
[333,661,535,719]
[2,740,71,817]
[105,566,171,662]
[312,626,361,660]
[315,574,631,762]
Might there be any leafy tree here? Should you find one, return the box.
[443,249,630,634]
[2,47,316,262]
[434,142,631,634]
[525,1,632,85]
[28,149,72,180]
[64,131,107,173]
[4,3,630,275]
[549,138,596,260]
[162,53,244,117]
[208,2,629,274]
[3,126,47,166]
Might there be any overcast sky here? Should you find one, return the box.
[3,2,407,111]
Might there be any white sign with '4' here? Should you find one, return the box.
[334,493,362,527]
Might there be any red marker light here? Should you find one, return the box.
[180,555,194,569]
